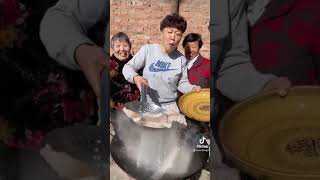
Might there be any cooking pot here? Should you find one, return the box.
[110,110,209,180]
[41,68,110,179]
[219,86,320,180]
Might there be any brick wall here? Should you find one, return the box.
[110,0,210,59]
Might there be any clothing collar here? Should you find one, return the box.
[159,43,177,56]
[256,0,296,23]
[111,54,132,66]
[187,54,201,70]
[246,0,272,25]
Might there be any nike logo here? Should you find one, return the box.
[149,60,177,72]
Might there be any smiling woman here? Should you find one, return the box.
[110,32,140,111]
[111,32,131,61]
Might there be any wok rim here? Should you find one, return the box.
[112,107,188,130]
[219,85,320,178]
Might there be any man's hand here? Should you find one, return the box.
[133,75,148,91]
[75,44,108,97]
[262,77,292,96]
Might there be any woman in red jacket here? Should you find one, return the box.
[182,33,211,179]
[182,33,210,88]
[249,0,320,86]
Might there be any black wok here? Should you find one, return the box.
[110,110,209,180]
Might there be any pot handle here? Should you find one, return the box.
[141,83,147,102]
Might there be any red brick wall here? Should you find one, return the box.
[110,0,210,59]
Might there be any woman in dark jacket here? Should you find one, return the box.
[109,32,140,111]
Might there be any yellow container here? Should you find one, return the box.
[220,86,320,180]
[178,88,210,122]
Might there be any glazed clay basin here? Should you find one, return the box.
[178,88,210,122]
[219,86,320,180]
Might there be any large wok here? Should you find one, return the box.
[110,110,209,180]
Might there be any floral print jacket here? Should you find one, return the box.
[0,0,100,149]
[110,54,140,111]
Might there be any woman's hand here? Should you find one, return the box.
[192,85,201,92]
[262,77,291,96]
[133,75,149,91]
[75,43,108,97]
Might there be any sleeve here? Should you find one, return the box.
[122,45,148,83]
[178,57,196,93]
[215,0,275,101]
[39,0,108,70]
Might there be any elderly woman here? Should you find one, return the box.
[182,33,210,88]
[110,32,140,110]
[122,13,201,113]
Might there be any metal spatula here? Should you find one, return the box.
[125,84,164,114]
